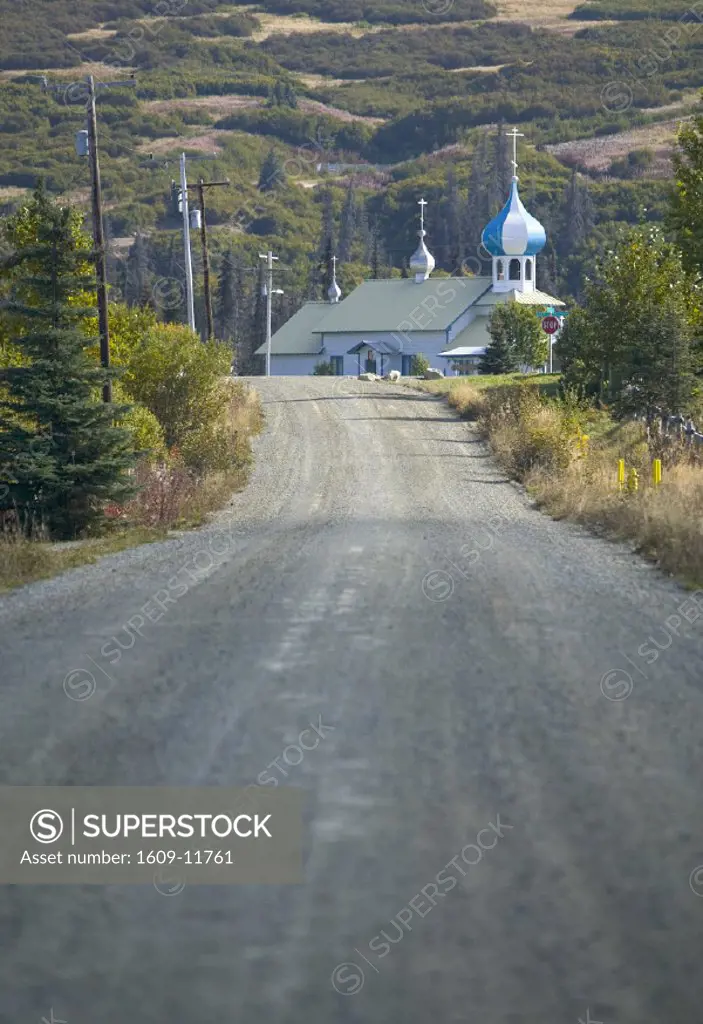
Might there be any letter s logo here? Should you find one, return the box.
[29,809,64,844]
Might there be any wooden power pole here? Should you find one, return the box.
[186,176,229,340]
[86,75,111,403]
[67,73,135,401]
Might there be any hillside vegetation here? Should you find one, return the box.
[0,0,701,364]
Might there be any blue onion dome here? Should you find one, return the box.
[481,177,547,257]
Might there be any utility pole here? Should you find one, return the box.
[85,77,111,402]
[190,177,229,340]
[259,250,283,377]
[71,73,135,402]
[179,153,196,332]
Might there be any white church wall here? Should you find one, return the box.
[268,354,320,375]
[322,331,448,375]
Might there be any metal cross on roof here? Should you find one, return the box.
[331,254,337,273]
[506,127,525,177]
[418,197,427,234]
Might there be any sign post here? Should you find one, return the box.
[542,315,560,373]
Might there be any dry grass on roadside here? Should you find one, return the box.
[460,382,703,585]
[446,380,490,421]
[533,452,703,578]
[0,529,165,593]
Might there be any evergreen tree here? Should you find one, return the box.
[338,182,357,263]
[479,329,518,374]
[258,148,286,192]
[267,80,298,109]
[559,227,701,413]
[446,169,465,273]
[370,220,384,279]
[319,188,335,252]
[358,206,372,264]
[481,301,546,374]
[492,119,511,214]
[230,260,247,372]
[314,189,335,298]
[157,235,186,325]
[669,111,703,277]
[0,186,135,538]
[558,168,594,257]
[123,229,154,307]
[466,132,491,270]
[537,236,559,297]
[215,248,237,343]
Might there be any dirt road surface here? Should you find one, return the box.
[2,377,703,1023]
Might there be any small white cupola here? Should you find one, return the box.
[327,254,342,303]
[481,129,546,295]
[409,197,435,283]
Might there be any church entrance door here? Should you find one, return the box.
[365,356,377,374]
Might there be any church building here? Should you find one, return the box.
[255,131,564,376]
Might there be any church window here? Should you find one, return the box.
[496,259,505,281]
[509,259,521,281]
[525,259,533,281]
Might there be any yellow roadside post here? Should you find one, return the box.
[618,459,625,491]
[652,459,662,487]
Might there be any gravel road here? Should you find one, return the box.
[2,376,703,1024]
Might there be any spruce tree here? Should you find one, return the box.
[370,220,383,279]
[558,168,594,257]
[484,301,546,371]
[466,132,491,270]
[258,149,286,192]
[0,186,135,538]
[123,229,154,308]
[338,182,357,263]
[446,169,465,272]
[314,190,335,298]
[215,248,237,342]
[492,119,511,214]
[479,330,518,374]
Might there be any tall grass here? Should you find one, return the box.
[459,380,703,585]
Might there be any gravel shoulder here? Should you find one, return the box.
[1,377,703,1024]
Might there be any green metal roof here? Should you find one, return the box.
[315,277,493,334]
[254,302,328,356]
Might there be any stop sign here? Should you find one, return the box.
[542,315,560,335]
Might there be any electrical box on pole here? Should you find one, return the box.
[75,129,89,157]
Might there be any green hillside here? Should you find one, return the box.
[0,0,700,366]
